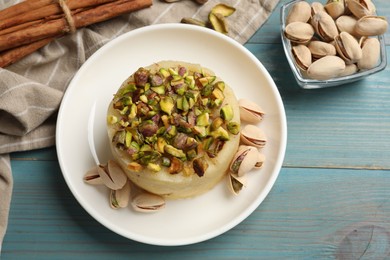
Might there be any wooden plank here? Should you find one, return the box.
[3,162,390,259]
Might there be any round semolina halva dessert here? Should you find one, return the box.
[106,61,240,199]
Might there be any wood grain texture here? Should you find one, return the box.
[3,0,390,258]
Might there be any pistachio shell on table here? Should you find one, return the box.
[308,40,337,59]
[284,21,315,44]
[211,3,236,17]
[131,192,165,213]
[230,145,259,177]
[345,0,376,19]
[358,37,380,70]
[354,16,388,36]
[336,15,358,36]
[311,11,339,42]
[227,172,247,195]
[338,63,358,77]
[324,0,345,19]
[292,44,312,71]
[240,124,267,149]
[286,1,311,24]
[307,56,346,80]
[238,99,265,124]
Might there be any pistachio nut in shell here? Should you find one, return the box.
[345,0,376,19]
[284,22,315,44]
[334,31,363,64]
[286,1,311,24]
[238,99,265,124]
[230,146,259,177]
[84,166,103,185]
[358,37,380,70]
[240,124,267,149]
[307,55,346,80]
[308,40,336,59]
[292,44,312,71]
[98,160,127,190]
[227,172,247,195]
[336,15,358,36]
[354,16,388,36]
[131,192,165,213]
[110,181,131,209]
[339,63,358,77]
[311,2,325,16]
[311,11,339,42]
[324,0,345,19]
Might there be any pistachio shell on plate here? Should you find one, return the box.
[98,160,128,190]
[110,180,131,209]
[238,99,265,123]
[230,145,259,177]
[227,172,247,195]
[292,44,312,71]
[84,166,103,185]
[286,1,312,24]
[240,124,267,149]
[345,0,376,19]
[324,0,345,19]
[354,16,388,36]
[308,40,337,59]
[358,37,380,70]
[311,11,339,42]
[307,55,346,80]
[131,192,165,213]
[284,21,315,44]
[336,15,358,36]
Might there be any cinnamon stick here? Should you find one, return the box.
[0,38,55,68]
[0,0,152,52]
[0,0,117,31]
[0,0,54,20]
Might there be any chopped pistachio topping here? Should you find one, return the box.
[109,64,240,176]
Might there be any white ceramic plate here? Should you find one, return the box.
[56,24,287,246]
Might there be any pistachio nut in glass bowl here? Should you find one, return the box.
[280,0,388,89]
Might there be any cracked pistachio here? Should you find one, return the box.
[307,55,346,80]
[345,0,376,19]
[131,192,165,213]
[354,16,388,36]
[98,160,128,190]
[335,15,358,36]
[311,11,339,42]
[324,0,345,20]
[84,166,103,185]
[230,146,259,177]
[292,44,312,71]
[238,99,265,124]
[227,173,247,195]
[284,21,315,44]
[110,181,131,209]
[308,40,336,59]
[339,63,358,77]
[358,37,380,70]
[334,31,362,64]
[240,125,267,149]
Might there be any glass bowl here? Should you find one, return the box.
[280,0,387,89]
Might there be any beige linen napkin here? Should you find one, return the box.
[0,0,280,248]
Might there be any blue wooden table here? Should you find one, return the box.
[3,0,390,258]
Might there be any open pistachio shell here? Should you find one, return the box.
[308,40,336,59]
[311,11,339,42]
[358,37,380,70]
[325,0,345,19]
[336,15,358,36]
[227,173,247,195]
[230,146,259,177]
[110,181,131,209]
[334,31,362,64]
[238,99,265,123]
[98,160,128,190]
[354,16,388,36]
[307,56,346,80]
[240,125,267,149]
[84,166,103,185]
[292,44,312,71]
[131,192,165,213]
[286,1,311,24]
[345,0,376,19]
